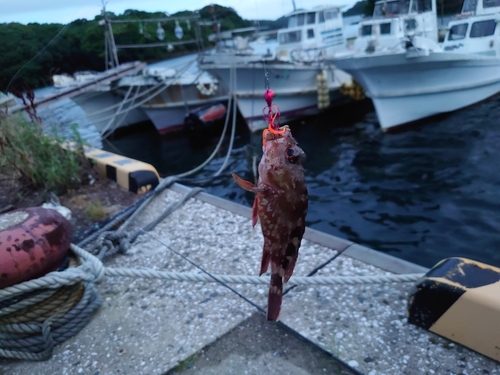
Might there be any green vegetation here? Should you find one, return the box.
[344,1,369,16]
[0,114,87,193]
[0,4,249,92]
[84,199,107,221]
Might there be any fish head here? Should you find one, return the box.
[259,125,306,190]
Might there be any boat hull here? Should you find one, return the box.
[202,62,352,132]
[333,52,500,130]
[72,91,149,133]
[142,95,228,134]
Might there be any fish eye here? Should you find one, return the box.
[286,148,295,157]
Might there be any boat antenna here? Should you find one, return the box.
[291,0,297,11]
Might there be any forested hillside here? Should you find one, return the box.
[0,5,249,91]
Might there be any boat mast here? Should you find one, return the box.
[101,1,119,69]
[99,3,203,67]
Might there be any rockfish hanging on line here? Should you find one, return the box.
[232,125,308,321]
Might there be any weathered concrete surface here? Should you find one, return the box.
[166,313,356,375]
[280,256,499,374]
[1,186,499,375]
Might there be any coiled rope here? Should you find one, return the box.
[0,250,102,361]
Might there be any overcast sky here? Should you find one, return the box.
[0,0,356,24]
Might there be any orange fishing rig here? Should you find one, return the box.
[262,88,286,145]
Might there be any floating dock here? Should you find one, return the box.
[0,184,498,375]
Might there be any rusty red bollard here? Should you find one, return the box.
[0,207,73,289]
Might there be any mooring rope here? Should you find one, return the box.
[1,243,424,301]
[0,237,424,361]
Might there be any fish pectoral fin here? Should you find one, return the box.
[232,173,258,193]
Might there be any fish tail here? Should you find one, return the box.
[267,273,283,321]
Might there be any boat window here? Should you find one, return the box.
[288,16,297,28]
[470,19,496,37]
[462,0,477,12]
[448,23,468,40]
[324,10,339,21]
[361,24,373,36]
[373,0,409,16]
[404,18,418,32]
[483,0,500,8]
[307,29,315,38]
[279,30,302,44]
[307,12,316,24]
[297,13,305,26]
[380,23,392,34]
[319,12,325,23]
[411,0,432,12]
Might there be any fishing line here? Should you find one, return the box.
[5,23,71,92]
[253,0,270,90]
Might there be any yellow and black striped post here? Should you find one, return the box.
[84,146,160,194]
[407,257,500,361]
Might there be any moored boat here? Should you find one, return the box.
[330,0,500,131]
[199,5,353,132]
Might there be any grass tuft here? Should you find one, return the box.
[0,113,87,194]
[84,199,107,221]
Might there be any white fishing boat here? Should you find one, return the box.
[199,5,353,132]
[59,12,228,138]
[331,0,500,131]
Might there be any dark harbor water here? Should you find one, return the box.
[103,96,500,269]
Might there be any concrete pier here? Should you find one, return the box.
[0,184,498,375]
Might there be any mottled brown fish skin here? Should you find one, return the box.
[232,125,308,321]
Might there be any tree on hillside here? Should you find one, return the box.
[343,1,368,16]
[198,4,251,32]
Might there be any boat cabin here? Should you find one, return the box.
[275,5,347,62]
[442,0,500,56]
[461,0,500,15]
[353,0,438,52]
